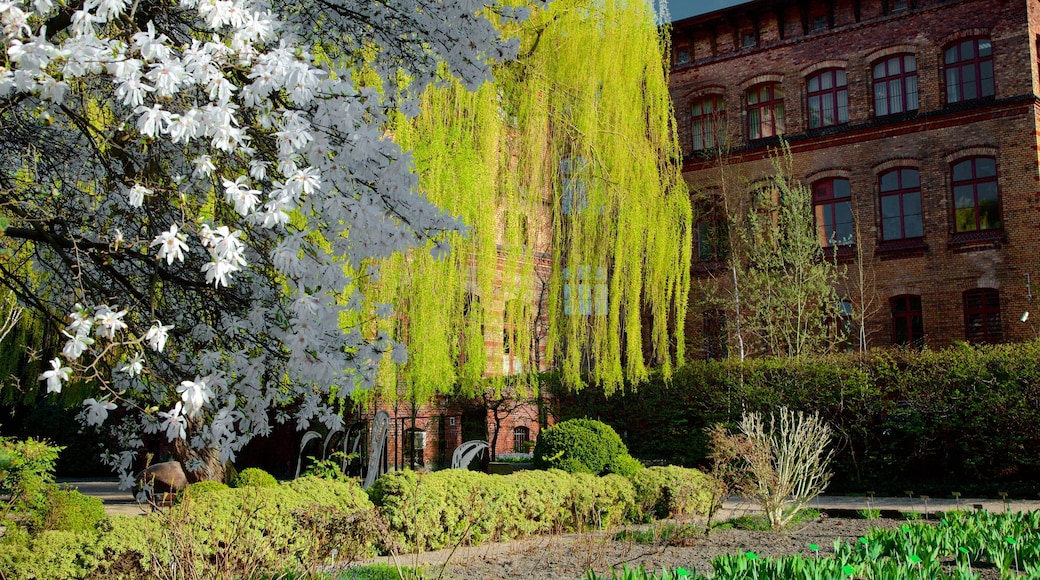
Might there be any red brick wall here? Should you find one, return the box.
[671,0,1040,353]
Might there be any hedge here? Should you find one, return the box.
[549,341,1040,496]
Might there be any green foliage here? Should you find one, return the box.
[369,468,637,552]
[626,466,716,522]
[551,340,1040,495]
[39,486,106,533]
[605,453,644,477]
[178,479,229,502]
[285,475,373,511]
[230,467,279,488]
[0,435,62,527]
[300,451,357,481]
[532,418,628,475]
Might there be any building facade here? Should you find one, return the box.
[671,0,1040,355]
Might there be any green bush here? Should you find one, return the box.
[40,485,106,533]
[230,467,279,488]
[628,466,716,522]
[532,418,628,475]
[605,453,644,477]
[178,480,228,502]
[0,436,62,530]
[369,468,638,552]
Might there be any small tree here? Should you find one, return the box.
[711,407,834,529]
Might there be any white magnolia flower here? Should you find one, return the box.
[118,351,144,376]
[83,397,117,426]
[144,321,173,352]
[151,224,189,264]
[66,303,93,336]
[178,379,212,418]
[158,402,187,440]
[94,305,128,339]
[39,358,71,393]
[192,154,216,177]
[62,331,94,360]
[127,183,152,208]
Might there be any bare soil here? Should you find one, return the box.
[361,515,918,579]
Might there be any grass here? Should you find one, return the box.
[857,508,881,519]
[277,564,424,579]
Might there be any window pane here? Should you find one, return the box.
[809,76,819,92]
[904,190,922,216]
[946,68,960,102]
[774,102,785,133]
[904,213,923,238]
[835,201,853,244]
[875,83,889,116]
[954,185,975,209]
[953,160,973,181]
[978,185,1000,230]
[904,55,916,72]
[822,96,834,126]
[874,62,885,78]
[882,216,902,240]
[808,95,821,127]
[820,72,832,90]
[838,89,849,122]
[902,169,920,188]
[981,61,994,96]
[962,65,977,100]
[880,171,898,192]
[888,79,903,114]
[833,179,851,198]
[961,40,975,58]
[837,70,847,85]
[975,157,996,177]
[978,39,992,57]
[906,76,919,110]
[748,108,761,139]
[881,195,901,219]
[956,208,977,232]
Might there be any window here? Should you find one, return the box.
[513,426,530,453]
[891,0,908,12]
[690,95,725,151]
[812,178,853,247]
[703,310,727,360]
[695,215,728,261]
[879,168,922,241]
[812,15,828,31]
[829,299,854,352]
[964,288,1002,343]
[807,69,848,128]
[675,48,690,66]
[746,83,784,140]
[563,265,607,316]
[891,294,923,347]
[952,157,1000,233]
[560,157,589,214]
[742,32,757,48]
[944,38,994,103]
[502,300,525,375]
[873,55,918,116]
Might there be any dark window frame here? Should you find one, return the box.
[807,69,849,128]
[963,288,1002,343]
[879,168,923,242]
[951,156,1000,234]
[873,54,918,116]
[812,177,854,248]
[512,425,530,453]
[690,95,726,152]
[944,37,995,104]
[890,294,924,347]
[746,82,785,140]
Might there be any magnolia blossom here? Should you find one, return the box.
[151,224,189,264]
[83,398,117,426]
[127,183,152,207]
[118,352,144,376]
[158,402,187,440]
[178,379,212,418]
[39,358,71,393]
[94,305,128,339]
[62,331,94,360]
[144,321,173,352]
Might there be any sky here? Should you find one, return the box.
[668,0,747,21]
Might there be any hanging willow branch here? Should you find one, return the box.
[370,0,691,401]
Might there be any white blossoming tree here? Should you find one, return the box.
[0,0,526,484]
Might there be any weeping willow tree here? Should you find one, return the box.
[371,0,691,401]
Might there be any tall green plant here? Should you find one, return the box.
[375,0,691,400]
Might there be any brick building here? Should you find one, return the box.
[670,0,1040,355]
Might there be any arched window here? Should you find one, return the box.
[944,38,994,104]
[952,157,1000,233]
[890,294,923,347]
[812,178,853,247]
[879,168,922,241]
[746,83,784,140]
[512,426,531,453]
[690,95,725,151]
[807,69,848,128]
[873,55,918,116]
[964,288,1002,343]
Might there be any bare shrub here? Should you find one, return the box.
[709,407,834,529]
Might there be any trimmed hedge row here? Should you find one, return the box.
[549,341,1040,495]
[3,465,716,578]
[368,465,714,551]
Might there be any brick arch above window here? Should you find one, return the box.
[800,60,848,78]
[864,45,918,64]
[739,73,783,91]
[943,146,998,163]
[681,84,727,101]
[873,158,921,176]
[805,168,852,184]
[937,28,993,50]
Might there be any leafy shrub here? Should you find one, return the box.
[370,468,637,552]
[178,479,229,502]
[533,418,628,475]
[286,475,373,511]
[230,467,279,488]
[0,436,62,530]
[605,453,644,476]
[39,485,106,533]
[628,466,716,522]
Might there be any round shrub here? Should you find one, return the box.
[230,467,278,488]
[532,418,628,475]
[605,453,644,477]
[177,480,228,503]
[40,486,106,532]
